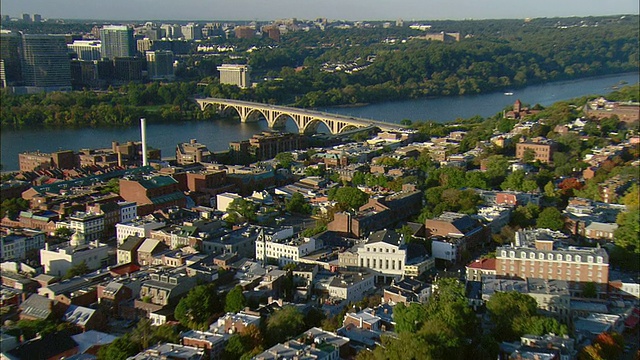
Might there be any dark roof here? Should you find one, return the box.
[19,294,52,320]
[9,330,78,359]
[366,229,401,245]
[118,235,145,251]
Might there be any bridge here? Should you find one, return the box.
[195,97,403,135]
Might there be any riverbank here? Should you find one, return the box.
[2,72,638,172]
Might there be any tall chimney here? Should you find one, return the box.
[140,118,148,166]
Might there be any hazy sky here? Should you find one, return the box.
[1,0,638,21]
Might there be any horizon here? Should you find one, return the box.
[1,0,638,22]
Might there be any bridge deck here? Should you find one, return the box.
[195,97,403,134]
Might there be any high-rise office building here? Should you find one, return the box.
[68,40,102,61]
[180,23,201,40]
[20,34,71,90]
[22,14,31,22]
[217,64,251,89]
[99,25,135,59]
[33,14,42,22]
[146,50,174,81]
[0,30,23,86]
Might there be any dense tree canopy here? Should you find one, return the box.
[174,284,224,330]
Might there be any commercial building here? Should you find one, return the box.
[234,26,255,39]
[146,50,174,81]
[0,228,45,261]
[255,232,316,267]
[68,211,105,242]
[20,34,71,91]
[99,25,135,59]
[176,139,212,165]
[426,212,490,263]
[119,175,187,216]
[116,218,165,244]
[496,229,610,294]
[248,132,305,160]
[217,64,251,88]
[39,235,109,277]
[18,150,76,172]
[0,30,23,86]
[328,271,376,303]
[329,187,423,238]
[68,40,102,61]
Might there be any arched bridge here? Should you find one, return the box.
[195,97,403,135]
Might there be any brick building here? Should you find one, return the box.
[18,150,76,172]
[496,229,610,294]
[119,175,187,216]
[515,137,556,163]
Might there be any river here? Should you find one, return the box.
[1,72,638,171]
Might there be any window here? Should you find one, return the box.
[509,251,515,258]
[547,254,553,260]
[575,255,581,262]
[557,254,562,261]
[538,253,544,260]
[588,256,593,263]
[501,251,507,257]
[566,255,572,262]
[597,256,603,263]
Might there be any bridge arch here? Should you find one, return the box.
[245,108,268,123]
[301,118,333,134]
[338,124,360,133]
[271,113,296,130]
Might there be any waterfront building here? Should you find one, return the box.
[146,50,174,81]
[176,139,212,165]
[217,64,251,88]
[0,30,22,87]
[20,34,71,91]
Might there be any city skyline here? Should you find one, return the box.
[1,0,639,22]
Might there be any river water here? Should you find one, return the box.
[1,72,638,171]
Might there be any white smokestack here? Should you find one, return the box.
[140,118,148,166]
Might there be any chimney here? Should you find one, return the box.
[140,118,148,167]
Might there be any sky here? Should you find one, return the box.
[1,0,638,21]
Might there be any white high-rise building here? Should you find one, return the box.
[217,64,251,89]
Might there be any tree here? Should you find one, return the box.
[97,334,139,360]
[579,332,624,360]
[266,305,305,346]
[536,207,565,231]
[510,203,540,228]
[522,148,536,163]
[63,261,90,280]
[613,208,640,253]
[486,292,538,341]
[393,302,428,334]
[285,192,312,214]
[274,152,294,168]
[328,186,369,210]
[225,286,247,313]
[54,226,74,239]
[174,284,223,330]
[132,318,153,350]
[226,198,258,223]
